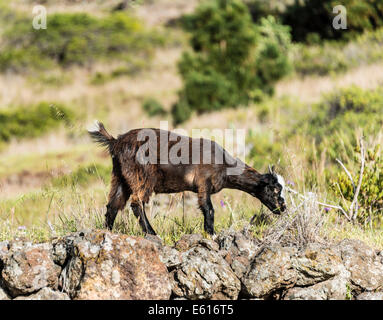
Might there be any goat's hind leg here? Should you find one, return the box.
[130,195,156,235]
[105,176,130,230]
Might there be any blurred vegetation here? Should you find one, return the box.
[90,63,148,85]
[142,98,167,117]
[50,164,111,188]
[0,102,74,143]
[171,0,292,124]
[245,86,383,193]
[292,28,383,76]
[301,86,383,161]
[246,0,383,42]
[0,11,164,72]
[333,145,383,225]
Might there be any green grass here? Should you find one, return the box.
[0,145,100,178]
[0,102,75,144]
[1,181,383,249]
[0,10,165,72]
[292,28,383,76]
[50,163,112,188]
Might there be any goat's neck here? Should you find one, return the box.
[225,166,262,195]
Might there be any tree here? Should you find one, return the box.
[172,0,291,124]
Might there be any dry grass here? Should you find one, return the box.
[261,190,326,247]
[276,62,383,103]
[135,0,199,27]
[9,0,200,26]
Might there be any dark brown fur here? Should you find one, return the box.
[89,124,286,235]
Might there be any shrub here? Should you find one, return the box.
[90,63,147,85]
[142,98,167,117]
[172,0,291,124]
[50,164,111,188]
[296,86,383,161]
[292,42,348,76]
[332,144,383,224]
[0,11,164,72]
[0,102,74,142]
[246,0,383,42]
[278,0,383,42]
[292,28,383,76]
[246,128,285,170]
[244,0,291,23]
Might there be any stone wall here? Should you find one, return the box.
[0,229,382,300]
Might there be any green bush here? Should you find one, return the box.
[292,42,348,76]
[50,164,111,188]
[297,86,383,160]
[332,144,383,224]
[0,102,74,142]
[246,0,383,42]
[292,28,383,76]
[142,98,167,117]
[244,0,291,23]
[172,0,291,124]
[90,62,148,85]
[246,128,285,170]
[284,0,383,42]
[0,11,164,72]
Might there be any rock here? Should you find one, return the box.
[14,287,70,300]
[0,286,10,300]
[2,229,383,301]
[144,234,163,249]
[1,242,61,297]
[175,234,203,251]
[52,239,67,266]
[378,251,383,264]
[284,285,327,300]
[159,246,182,269]
[61,230,171,300]
[199,239,219,252]
[0,241,9,273]
[224,253,251,279]
[336,239,383,292]
[171,245,241,300]
[284,267,350,300]
[217,229,258,278]
[242,246,298,298]
[292,244,347,286]
[356,292,383,300]
[217,229,258,259]
[0,241,9,263]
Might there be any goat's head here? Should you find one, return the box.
[254,166,287,214]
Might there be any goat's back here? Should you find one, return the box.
[111,128,240,197]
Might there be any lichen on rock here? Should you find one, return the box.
[61,230,172,300]
[0,230,382,300]
[1,241,61,297]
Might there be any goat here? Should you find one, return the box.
[88,122,286,235]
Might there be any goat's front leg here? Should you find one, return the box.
[198,192,215,235]
[130,195,156,235]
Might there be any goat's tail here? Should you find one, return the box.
[88,120,116,154]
